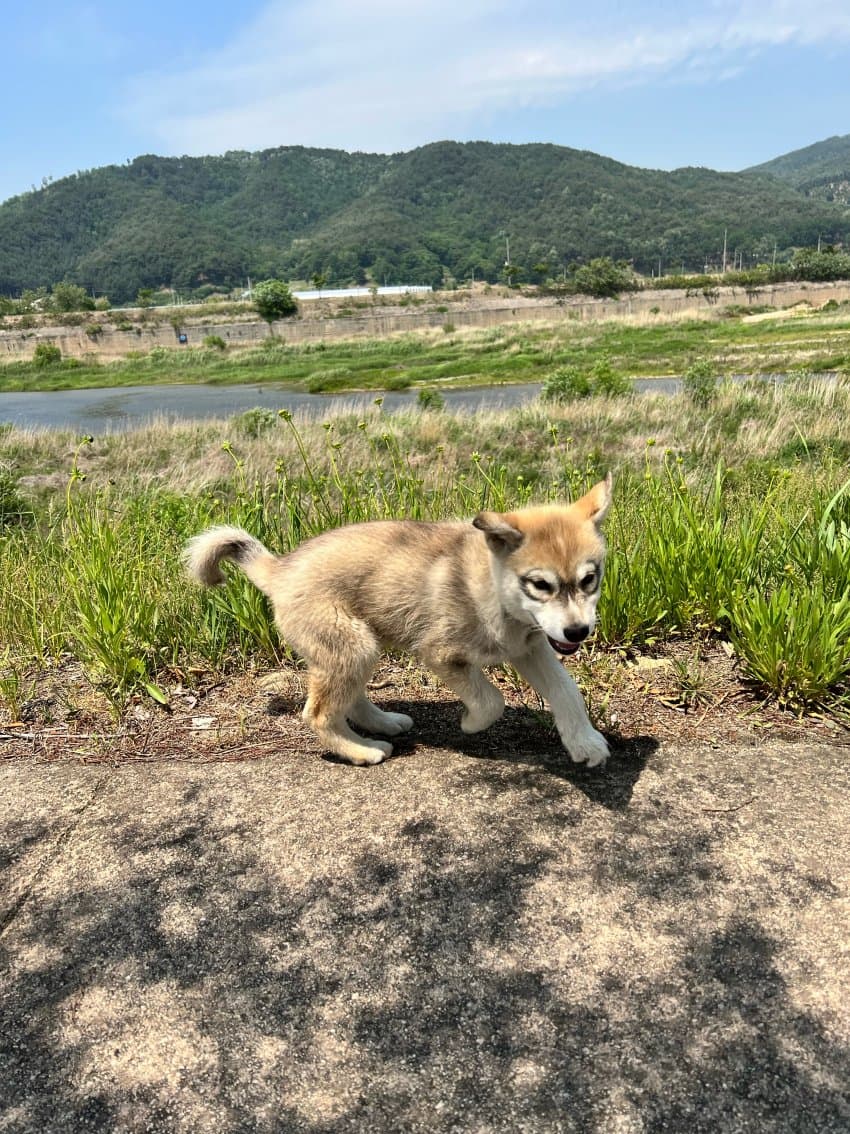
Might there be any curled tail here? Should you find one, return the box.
[183,525,279,593]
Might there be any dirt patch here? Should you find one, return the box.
[1,645,845,766]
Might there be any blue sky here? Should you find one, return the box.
[3,0,850,204]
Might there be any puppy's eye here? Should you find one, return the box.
[580,572,598,592]
[525,576,555,596]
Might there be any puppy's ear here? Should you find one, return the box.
[472,511,524,553]
[574,472,613,525]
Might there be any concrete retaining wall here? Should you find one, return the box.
[4,281,850,363]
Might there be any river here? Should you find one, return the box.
[0,379,683,432]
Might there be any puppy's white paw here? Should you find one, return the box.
[347,738,393,765]
[460,697,505,734]
[380,711,414,736]
[566,727,609,768]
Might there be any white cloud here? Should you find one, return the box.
[120,0,850,155]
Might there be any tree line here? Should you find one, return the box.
[5,248,850,324]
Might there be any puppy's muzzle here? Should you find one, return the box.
[547,623,590,656]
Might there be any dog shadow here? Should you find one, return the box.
[374,700,658,811]
[266,691,655,810]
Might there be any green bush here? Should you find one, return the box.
[571,257,638,298]
[542,365,591,402]
[203,334,227,351]
[682,359,718,406]
[33,342,62,366]
[253,279,298,323]
[306,367,352,393]
[417,388,446,410]
[51,281,94,313]
[590,355,630,396]
[235,407,278,437]
[730,585,850,710]
[541,355,629,402]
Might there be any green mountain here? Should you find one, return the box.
[747,133,850,206]
[2,140,849,303]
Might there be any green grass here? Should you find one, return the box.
[4,306,850,394]
[1,377,850,718]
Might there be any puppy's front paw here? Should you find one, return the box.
[566,727,609,768]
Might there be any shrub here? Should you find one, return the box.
[730,585,850,710]
[33,342,61,366]
[306,367,351,393]
[235,407,278,437]
[542,365,591,402]
[590,355,630,397]
[253,279,298,323]
[51,281,94,312]
[682,359,718,406]
[571,257,638,298]
[417,388,445,411]
[203,335,227,351]
[541,356,629,402]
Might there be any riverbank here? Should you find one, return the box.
[3,279,850,371]
[3,293,850,400]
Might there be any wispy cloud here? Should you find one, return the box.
[120,0,850,154]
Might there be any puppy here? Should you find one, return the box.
[184,474,612,767]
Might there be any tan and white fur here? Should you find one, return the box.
[184,474,612,768]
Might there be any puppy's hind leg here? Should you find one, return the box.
[348,696,414,737]
[303,668,394,765]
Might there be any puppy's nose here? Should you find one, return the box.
[562,624,590,644]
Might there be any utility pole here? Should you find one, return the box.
[722,229,728,274]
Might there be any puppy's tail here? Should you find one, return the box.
[183,525,278,593]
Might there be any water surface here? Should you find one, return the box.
[0,378,682,433]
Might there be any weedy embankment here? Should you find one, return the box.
[1,374,849,728]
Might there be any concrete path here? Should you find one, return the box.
[1,739,849,1133]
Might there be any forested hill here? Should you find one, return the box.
[747,133,850,206]
[2,140,849,303]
